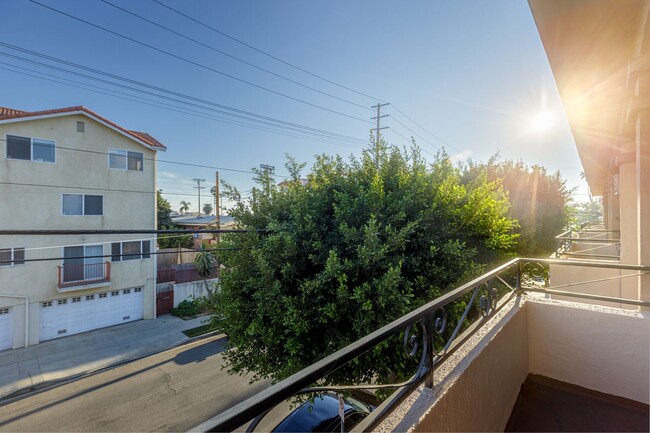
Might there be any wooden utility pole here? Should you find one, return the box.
[371,102,390,169]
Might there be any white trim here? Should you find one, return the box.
[0,111,165,152]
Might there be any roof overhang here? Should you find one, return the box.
[0,108,166,152]
[529,0,648,195]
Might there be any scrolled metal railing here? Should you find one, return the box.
[190,258,650,433]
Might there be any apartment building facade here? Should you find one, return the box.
[0,106,166,350]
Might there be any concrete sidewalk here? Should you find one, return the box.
[0,315,209,400]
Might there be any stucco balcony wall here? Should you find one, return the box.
[375,295,650,432]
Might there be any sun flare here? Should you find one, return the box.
[531,111,555,132]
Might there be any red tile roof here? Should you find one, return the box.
[0,105,166,150]
[0,107,26,117]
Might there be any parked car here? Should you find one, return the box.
[272,393,373,432]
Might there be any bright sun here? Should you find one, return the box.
[531,111,555,132]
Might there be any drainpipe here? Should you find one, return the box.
[0,294,29,348]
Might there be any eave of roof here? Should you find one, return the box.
[528,0,647,195]
[0,105,167,151]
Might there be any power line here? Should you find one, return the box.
[0,247,248,266]
[0,137,290,178]
[390,104,461,152]
[0,43,368,145]
[0,229,264,235]
[99,0,372,112]
[389,115,442,154]
[0,63,365,150]
[29,0,373,124]
[151,0,384,103]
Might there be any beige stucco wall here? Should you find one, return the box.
[527,298,650,404]
[0,113,159,347]
[376,295,650,432]
[376,297,529,433]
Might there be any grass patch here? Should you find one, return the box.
[183,323,218,338]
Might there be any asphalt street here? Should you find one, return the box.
[0,334,270,432]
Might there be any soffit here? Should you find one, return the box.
[529,0,647,195]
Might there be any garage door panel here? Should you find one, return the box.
[0,308,12,351]
[40,288,144,341]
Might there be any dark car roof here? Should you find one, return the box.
[273,394,370,433]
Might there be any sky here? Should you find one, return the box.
[0,0,590,215]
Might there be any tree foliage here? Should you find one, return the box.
[213,146,517,385]
[203,202,213,215]
[179,200,191,214]
[462,156,573,257]
[157,190,174,229]
[157,190,194,249]
[195,244,217,296]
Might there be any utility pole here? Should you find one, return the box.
[260,164,275,195]
[193,178,205,217]
[371,102,390,169]
[214,171,220,244]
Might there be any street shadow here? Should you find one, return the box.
[173,335,227,365]
[0,335,229,427]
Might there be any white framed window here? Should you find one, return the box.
[6,134,55,163]
[109,149,143,171]
[111,240,151,262]
[0,247,25,266]
[62,194,103,216]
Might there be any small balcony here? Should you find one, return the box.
[192,258,649,432]
[555,224,620,261]
[57,262,111,291]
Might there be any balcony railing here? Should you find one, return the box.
[57,262,110,288]
[555,224,620,260]
[191,258,650,432]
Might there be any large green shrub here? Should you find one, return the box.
[214,146,517,385]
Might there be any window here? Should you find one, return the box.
[111,240,151,261]
[6,135,55,163]
[76,121,85,132]
[62,245,104,284]
[0,247,25,266]
[62,194,103,215]
[109,149,143,171]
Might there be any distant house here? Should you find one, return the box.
[278,179,308,188]
[0,105,166,350]
[172,214,235,248]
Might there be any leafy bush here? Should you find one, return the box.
[171,296,210,318]
[214,147,518,385]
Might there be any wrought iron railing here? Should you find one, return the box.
[57,262,110,288]
[191,258,650,433]
[555,224,620,260]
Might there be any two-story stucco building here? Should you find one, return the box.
[0,106,166,350]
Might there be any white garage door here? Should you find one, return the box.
[0,307,12,351]
[40,288,144,341]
